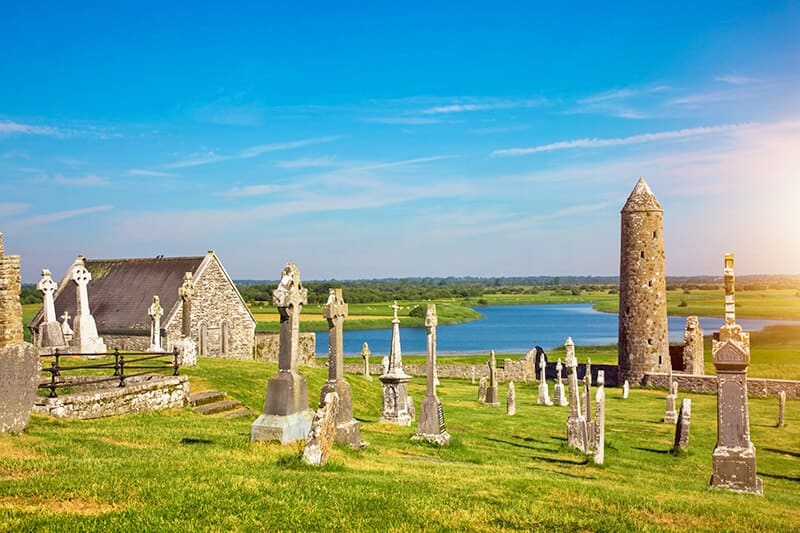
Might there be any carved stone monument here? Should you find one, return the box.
[148,295,164,352]
[251,262,314,444]
[622,380,630,399]
[683,316,705,375]
[507,381,516,416]
[60,311,74,343]
[478,377,487,403]
[381,355,389,375]
[710,253,763,495]
[553,358,567,406]
[360,342,372,381]
[777,391,786,428]
[412,303,450,445]
[585,357,592,386]
[565,337,588,452]
[379,301,412,426]
[173,272,197,366]
[69,255,106,354]
[663,381,678,423]
[583,373,592,435]
[319,288,361,447]
[36,269,67,351]
[673,398,692,453]
[303,391,340,466]
[537,353,553,405]
[593,370,606,465]
[485,350,500,406]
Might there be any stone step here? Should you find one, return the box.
[218,408,254,419]
[194,400,241,415]
[188,390,226,407]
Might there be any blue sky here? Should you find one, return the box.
[2,2,799,282]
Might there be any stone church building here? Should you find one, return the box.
[28,251,255,357]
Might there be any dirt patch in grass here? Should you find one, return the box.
[0,440,40,461]
[0,496,124,516]
[98,437,164,450]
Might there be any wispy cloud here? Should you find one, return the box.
[0,202,30,218]
[12,205,113,229]
[567,85,670,119]
[165,136,342,168]
[0,120,61,137]
[492,122,756,156]
[365,117,444,125]
[714,74,759,85]
[274,156,338,169]
[53,174,109,186]
[127,169,177,177]
[468,125,529,135]
[219,184,283,198]
[419,99,546,115]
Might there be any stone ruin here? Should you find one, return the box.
[710,253,762,495]
[251,262,314,444]
[0,232,38,434]
[682,316,705,375]
[303,391,340,466]
[484,350,500,406]
[318,288,362,448]
[379,301,413,425]
[412,303,450,445]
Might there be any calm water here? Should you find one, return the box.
[315,304,799,356]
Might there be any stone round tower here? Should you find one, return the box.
[618,178,670,384]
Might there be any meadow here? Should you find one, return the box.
[1,358,798,532]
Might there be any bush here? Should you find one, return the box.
[408,305,427,319]
[678,300,688,307]
[477,298,488,306]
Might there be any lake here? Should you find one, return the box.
[315,304,799,356]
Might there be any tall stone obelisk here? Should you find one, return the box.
[251,262,314,444]
[413,303,450,445]
[710,253,762,495]
[379,301,412,425]
[318,288,362,447]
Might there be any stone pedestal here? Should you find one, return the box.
[0,342,38,433]
[252,262,313,444]
[174,337,197,367]
[380,302,412,426]
[413,304,450,445]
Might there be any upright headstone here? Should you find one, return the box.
[537,353,553,405]
[36,269,67,351]
[565,337,589,452]
[69,255,106,354]
[553,358,567,406]
[379,301,412,426]
[710,253,763,495]
[663,380,678,423]
[673,398,692,453]
[319,288,361,447]
[583,373,593,434]
[484,350,500,406]
[148,295,164,352]
[506,381,516,416]
[585,357,592,386]
[0,233,38,433]
[683,316,705,375]
[381,355,389,375]
[251,262,314,444]
[478,377,487,403]
[593,370,606,464]
[413,303,450,445]
[777,391,786,428]
[622,380,630,399]
[360,342,372,381]
[60,311,74,343]
[303,391,340,466]
[173,273,197,366]
[471,365,476,385]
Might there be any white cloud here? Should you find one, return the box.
[419,99,546,115]
[53,174,109,186]
[219,184,281,198]
[274,156,338,169]
[12,205,113,229]
[165,136,342,168]
[365,117,444,125]
[0,120,61,137]
[128,169,177,177]
[714,74,759,85]
[492,122,756,156]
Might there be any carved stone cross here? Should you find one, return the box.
[148,295,163,351]
[323,288,348,383]
[37,269,58,323]
[178,272,195,338]
[72,257,92,316]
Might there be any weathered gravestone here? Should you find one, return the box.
[175,272,197,366]
[683,316,705,375]
[673,398,692,453]
[412,304,450,445]
[69,255,106,354]
[565,337,589,452]
[381,355,389,375]
[319,289,362,447]
[477,377,487,403]
[506,381,516,416]
[593,370,606,465]
[379,302,412,426]
[251,262,314,444]
[148,295,164,352]
[537,353,553,406]
[553,358,567,406]
[303,391,340,466]
[663,380,678,423]
[484,350,500,406]
[585,357,592,387]
[36,269,67,351]
[622,379,630,399]
[710,253,762,495]
[60,311,73,343]
[583,373,593,437]
[361,342,372,381]
[777,391,786,428]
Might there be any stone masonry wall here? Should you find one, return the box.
[165,254,255,358]
[0,234,24,349]
[103,333,150,352]
[33,374,188,419]
[642,372,800,399]
[254,331,316,366]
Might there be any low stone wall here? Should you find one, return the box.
[102,333,150,352]
[254,332,315,365]
[33,374,188,419]
[642,372,800,399]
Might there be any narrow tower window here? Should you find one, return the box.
[653,231,657,239]
[640,251,645,258]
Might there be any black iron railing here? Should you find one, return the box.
[39,347,180,398]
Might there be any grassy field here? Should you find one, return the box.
[1,357,798,531]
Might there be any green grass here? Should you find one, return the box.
[2,357,799,531]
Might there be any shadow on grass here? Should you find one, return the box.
[763,447,800,458]
[486,437,557,453]
[528,454,588,466]
[759,471,800,482]
[633,446,670,455]
[180,437,213,445]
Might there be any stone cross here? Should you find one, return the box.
[360,342,372,381]
[673,398,692,453]
[37,269,58,323]
[565,337,588,452]
[60,311,74,340]
[412,303,450,445]
[478,376,487,403]
[585,357,592,386]
[710,253,762,494]
[553,358,567,406]
[556,359,563,385]
[485,350,500,406]
[69,256,106,354]
[777,390,786,428]
[178,272,195,338]
[507,381,516,416]
[537,352,553,406]
[593,370,606,464]
[663,380,678,423]
[251,262,313,444]
[379,300,412,425]
[72,257,93,318]
[148,295,164,351]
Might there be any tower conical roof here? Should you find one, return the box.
[621,177,662,212]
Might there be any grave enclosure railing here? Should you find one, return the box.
[39,348,180,398]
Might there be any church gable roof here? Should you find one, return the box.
[29,255,205,334]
